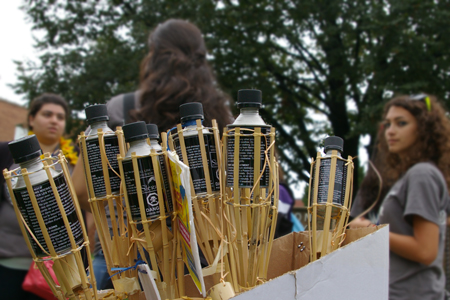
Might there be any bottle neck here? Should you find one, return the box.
[240,107,260,115]
[89,121,113,133]
[149,139,162,151]
[125,138,151,158]
[182,119,202,128]
[233,107,266,126]
[129,139,150,149]
[19,156,44,173]
[325,150,342,158]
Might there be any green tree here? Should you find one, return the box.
[14,0,450,192]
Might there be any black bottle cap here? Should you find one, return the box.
[324,136,344,153]
[8,135,43,164]
[180,102,204,123]
[237,89,262,108]
[122,121,148,143]
[146,124,160,140]
[85,104,109,124]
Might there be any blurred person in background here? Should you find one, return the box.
[275,168,304,238]
[350,94,450,300]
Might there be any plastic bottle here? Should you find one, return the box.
[147,123,161,151]
[84,104,121,197]
[121,121,172,221]
[310,136,347,217]
[147,123,174,213]
[173,102,219,194]
[226,89,271,188]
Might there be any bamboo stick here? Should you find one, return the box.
[151,149,171,285]
[320,150,338,256]
[231,127,245,287]
[98,129,123,269]
[3,169,65,299]
[131,152,161,283]
[332,155,354,251]
[196,119,219,253]
[79,131,115,276]
[247,127,262,287]
[23,168,77,298]
[43,159,92,297]
[176,124,214,264]
[311,153,321,261]
[60,154,97,297]
[117,156,148,279]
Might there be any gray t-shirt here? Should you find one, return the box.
[350,189,381,224]
[378,162,449,300]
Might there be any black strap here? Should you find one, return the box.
[0,142,13,203]
[123,92,136,125]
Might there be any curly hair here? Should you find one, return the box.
[133,19,234,133]
[358,94,450,212]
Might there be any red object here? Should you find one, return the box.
[22,260,59,300]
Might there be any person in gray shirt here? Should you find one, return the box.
[351,94,450,300]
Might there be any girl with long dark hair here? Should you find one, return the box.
[351,94,450,300]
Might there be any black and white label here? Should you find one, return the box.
[226,126,270,188]
[13,173,84,256]
[158,155,174,213]
[174,133,219,194]
[122,156,172,221]
[310,158,347,205]
[85,135,121,197]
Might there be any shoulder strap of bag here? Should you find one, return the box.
[0,142,14,203]
[123,92,136,125]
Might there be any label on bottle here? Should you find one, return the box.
[174,133,219,194]
[13,173,84,256]
[226,126,270,188]
[85,135,121,197]
[122,155,172,221]
[309,157,347,206]
[159,155,174,213]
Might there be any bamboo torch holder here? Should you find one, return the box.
[307,150,354,262]
[169,119,236,292]
[169,120,223,266]
[117,138,176,300]
[222,126,278,292]
[3,152,96,300]
[78,127,139,295]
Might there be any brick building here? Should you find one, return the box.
[0,98,27,142]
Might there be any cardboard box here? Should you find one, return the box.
[182,225,389,300]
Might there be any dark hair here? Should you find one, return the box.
[358,94,450,212]
[134,19,233,133]
[28,93,69,130]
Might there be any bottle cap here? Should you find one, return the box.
[237,89,262,108]
[180,102,204,123]
[8,135,43,164]
[146,124,160,140]
[324,136,344,153]
[85,104,109,124]
[122,121,148,143]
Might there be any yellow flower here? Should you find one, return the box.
[28,131,79,165]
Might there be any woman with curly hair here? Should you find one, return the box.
[350,94,450,300]
[106,18,233,133]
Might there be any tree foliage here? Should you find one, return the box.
[14,0,450,192]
